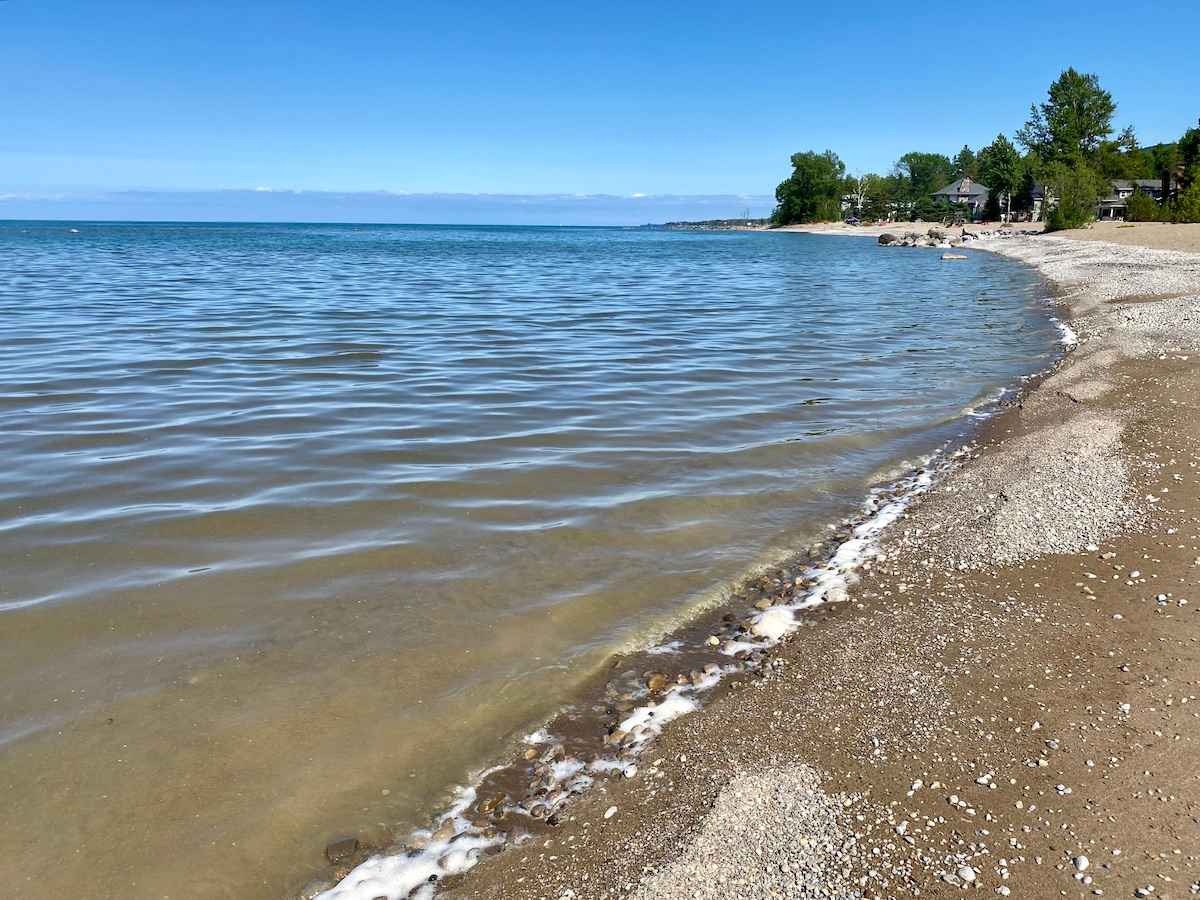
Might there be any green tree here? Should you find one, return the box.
[771,150,847,224]
[1171,124,1200,222]
[1017,68,1116,162]
[1095,126,1148,180]
[1171,183,1200,223]
[1044,160,1105,231]
[1125,190,1163,222]
[1179,125,1200,190]
[845,173,888,219]
[1012,165,1037,216]
[979,134,1022,222]
[953,145,979,179]
[893,151,954,219]
[1148,142,1180,191]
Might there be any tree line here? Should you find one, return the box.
[771,68,1200,231]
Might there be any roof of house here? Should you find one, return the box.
[1035,177,1173,202]
[1102,178,1173,203]
[1112,179,1165,191]
[932,177,990,198]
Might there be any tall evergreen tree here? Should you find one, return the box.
[979,135,1022,222]
[953,145,979,179]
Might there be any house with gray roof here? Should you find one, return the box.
[1097,178,1172,219]
[1032,176,1177,221]
[931,177,990,217]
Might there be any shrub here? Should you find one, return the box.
[1125,190,1163,222]
[1044,161,1103,232]
[1170,182,1200,223]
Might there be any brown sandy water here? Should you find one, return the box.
[0,222,1060,898]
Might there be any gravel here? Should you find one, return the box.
[629,766,862,900]
[907,412,1136,568]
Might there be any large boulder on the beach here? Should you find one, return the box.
[878,233,898,245]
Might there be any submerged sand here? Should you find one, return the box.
[427,232,1200,900]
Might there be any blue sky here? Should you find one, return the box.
[3,0,1199,223]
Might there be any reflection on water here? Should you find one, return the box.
[0,222,1058,898]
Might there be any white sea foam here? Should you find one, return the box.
[645,640,684,655]
[314,777,504,900]
[314,446,971,900]
[748,605,793,640]
[715,460,940,664]
[961,386,1008,419]
[550,758,585,781]
[1053,317,1079,347]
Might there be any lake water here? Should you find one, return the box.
[0,222,1059,898]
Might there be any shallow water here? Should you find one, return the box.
[0,222,1059,898]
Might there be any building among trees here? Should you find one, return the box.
[1096,178,1174,219]
[931,177,989,218]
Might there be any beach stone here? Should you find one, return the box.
[645,672,669,693]
[324,836,359,865]
[878,233,898,245]
[478,793,506,815]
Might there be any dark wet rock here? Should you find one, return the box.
[478,793,507,815]
[605,728,628,745]
[878,233,898,245]
[324,836,359,865]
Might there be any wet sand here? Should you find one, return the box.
[423,233,1200,900]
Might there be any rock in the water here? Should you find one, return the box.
[324,836,359,865]
[645,672,669,693]
[878,233,898,245]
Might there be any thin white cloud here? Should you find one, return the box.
[0,188,775,225]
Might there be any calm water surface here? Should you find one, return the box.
[0,222,1059,898]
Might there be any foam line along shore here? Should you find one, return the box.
[425,230,1200,900]
[300,236,1089,900]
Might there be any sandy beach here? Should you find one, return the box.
[772,220,1046,239]
[327,227,1200,900]
[773,220,1200,255]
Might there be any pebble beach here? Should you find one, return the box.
[382,227,1200,900]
